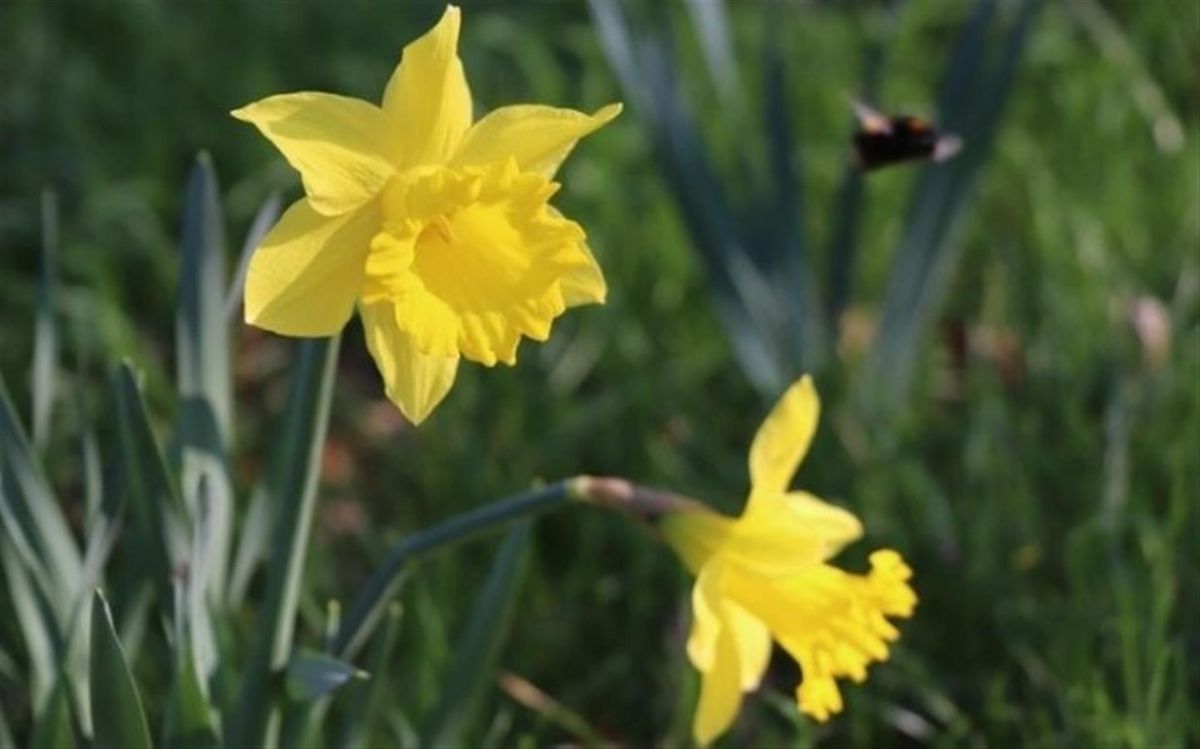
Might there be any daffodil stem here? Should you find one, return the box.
[232,336,340,749]
[331,480,574,659]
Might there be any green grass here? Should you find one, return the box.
[1,0,1197,746]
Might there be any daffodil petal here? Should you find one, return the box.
[382,5,472,167]
[244,198,376,336]
[232,93,394,216]
[360,299,460,424]
[453,103,622,178]
[692,621,743,747]
[725,601,771,691]
[748,375,820,496]
[661,509,736,574]
[686,564,724,672]
[560,237,607,307]
[743,489,863,561]
[782,490,863,558]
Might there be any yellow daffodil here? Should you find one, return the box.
[233,5,620,423]
[661,376,917,744]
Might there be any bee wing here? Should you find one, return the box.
[932,133,963,162]
[849,97,893,135]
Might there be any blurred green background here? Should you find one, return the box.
[2,0,1197,746]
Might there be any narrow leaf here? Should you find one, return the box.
[162,579,220,749]
[90,591,152,749]
[422,523,532,747]
[226,483,271,608]
[226,192,283,321]
[112,362,188,596]
[177,152,232,444]
[0,542,59,713]
[863,0,1042,404]
[285,650,365,703]
[29,672,75,749]
[175,155,236,610]
[0,374,81,600]
[32,189,59,452]
[338,603,403,749]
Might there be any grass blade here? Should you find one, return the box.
[337,603,403,749]
[32,189,59,453]
[421,523,532,747]
[231,335,341,748]
[90,590,153,749]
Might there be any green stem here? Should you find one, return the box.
[332,480,573,659]
[232,336,340,748]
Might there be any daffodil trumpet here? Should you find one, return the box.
[233,5,620,423]
[575,377,917,745]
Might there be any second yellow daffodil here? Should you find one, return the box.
[234,5,620,423]
[660,376,917,745]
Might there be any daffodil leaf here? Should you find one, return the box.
[90,590,153,749]
[112,362,188,600]
[227,191,283,321]
[231,335,341,748]
[29,671,75,749]
[421,523,532,747]
[32,188,59,453]
[862,0,1041,404]
[337,603,403,749]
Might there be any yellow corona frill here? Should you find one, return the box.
[233,5,620,423]
[660,376,917,745]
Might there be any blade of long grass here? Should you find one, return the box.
[421,524,532,747]
[337,603,403,749]
[90,590,153,749]
[32,189,59,453]
[231,335,341,748]
[226,192,283,321]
